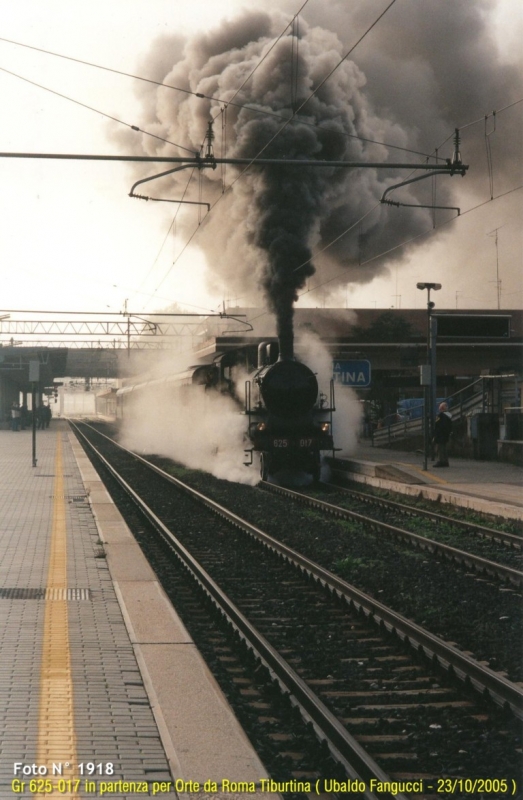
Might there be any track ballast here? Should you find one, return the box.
[71,421,523,799]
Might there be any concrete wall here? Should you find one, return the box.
[57,390,96,416]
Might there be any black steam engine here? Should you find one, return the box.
[244,344,336,482]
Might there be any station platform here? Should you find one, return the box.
[0,421,270,799]
[335,442,523,521]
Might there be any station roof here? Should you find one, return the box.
[212,307,523,340]
[1,309,521,387]
[0,346,67,391]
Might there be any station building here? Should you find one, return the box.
[1,308,521,462]
[195,307,523,462]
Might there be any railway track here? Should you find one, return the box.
[260,482,523,587]
[325,478,523,549]
[71,421,523,797]
[76,423,523,687]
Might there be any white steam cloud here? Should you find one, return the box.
[118,351,258,484]
[118,334,358,483]
[296,330,362,457]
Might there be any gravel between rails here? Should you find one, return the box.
[75,429,523,793]
[304,486,523,570]
[145,457,522,685]
[331,478,523,536]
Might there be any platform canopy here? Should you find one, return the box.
[0,346,68,392]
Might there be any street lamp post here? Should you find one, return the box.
[417,282,442,470]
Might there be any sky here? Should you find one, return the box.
[0,0,521,336]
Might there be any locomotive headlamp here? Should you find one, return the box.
[256,422,266,431]
[321,422,330,432]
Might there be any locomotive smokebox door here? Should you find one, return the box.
[260,360,319,417]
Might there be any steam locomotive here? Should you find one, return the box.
[244,344,336,482]
[113,342,336,483]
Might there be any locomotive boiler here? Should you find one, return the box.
[244,345,336,482]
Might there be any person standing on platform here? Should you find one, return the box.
[36,404,46,430]
[433,402,452,467]
[11,402,21,431]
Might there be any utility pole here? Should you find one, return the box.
[487,227,503,309]
[123,299,130,359]
[29,360,40,467]
[417,282,442,471]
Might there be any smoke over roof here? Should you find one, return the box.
[115,1,521,331]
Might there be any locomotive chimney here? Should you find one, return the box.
[277,318,294,361]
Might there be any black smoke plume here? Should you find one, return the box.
[115,2,521,336]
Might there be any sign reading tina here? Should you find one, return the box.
[333,360,371,387]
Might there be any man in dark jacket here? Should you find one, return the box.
[433,402,452,467]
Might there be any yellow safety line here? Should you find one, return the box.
[35,434,80,799]
[397,461,449,485]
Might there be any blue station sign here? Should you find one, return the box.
[333,359,371,387]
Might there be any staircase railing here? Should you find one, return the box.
[371,377,487,447]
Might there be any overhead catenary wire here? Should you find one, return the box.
[384,100,522,209]
[290,13,300,111]
[209,0,309,195]
[149,221,206,299]
[209,0,311,200]
[0,0,315,313]
[485,112,496,201]
[285,100,522,280]
[205,0,403,208]
[214,0,400,189]
[141,5,517,314]
[294,0,398,117]
[3,21,515,315]
[0,33,435,161]
[298,183,523,298]
[424,100,522,163]
[217,0,311,114]
[0,64,196,156]
[242,182,523,329]
[136,168,197,299]
[4,23,442,313]
[140,0,314,309]
[457,99,522,134]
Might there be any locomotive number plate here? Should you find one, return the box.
[272,438,315,448]
[298,438,313,447]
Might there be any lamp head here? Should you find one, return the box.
[417,282,442,291]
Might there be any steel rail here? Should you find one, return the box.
[324,479,522,549]
[262,482,523,587]
[69,421,402,800]
[71,421,523,720]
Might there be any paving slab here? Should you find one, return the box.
[67,428,272,790]
[336,442,523,519]
[0,422,273,800]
